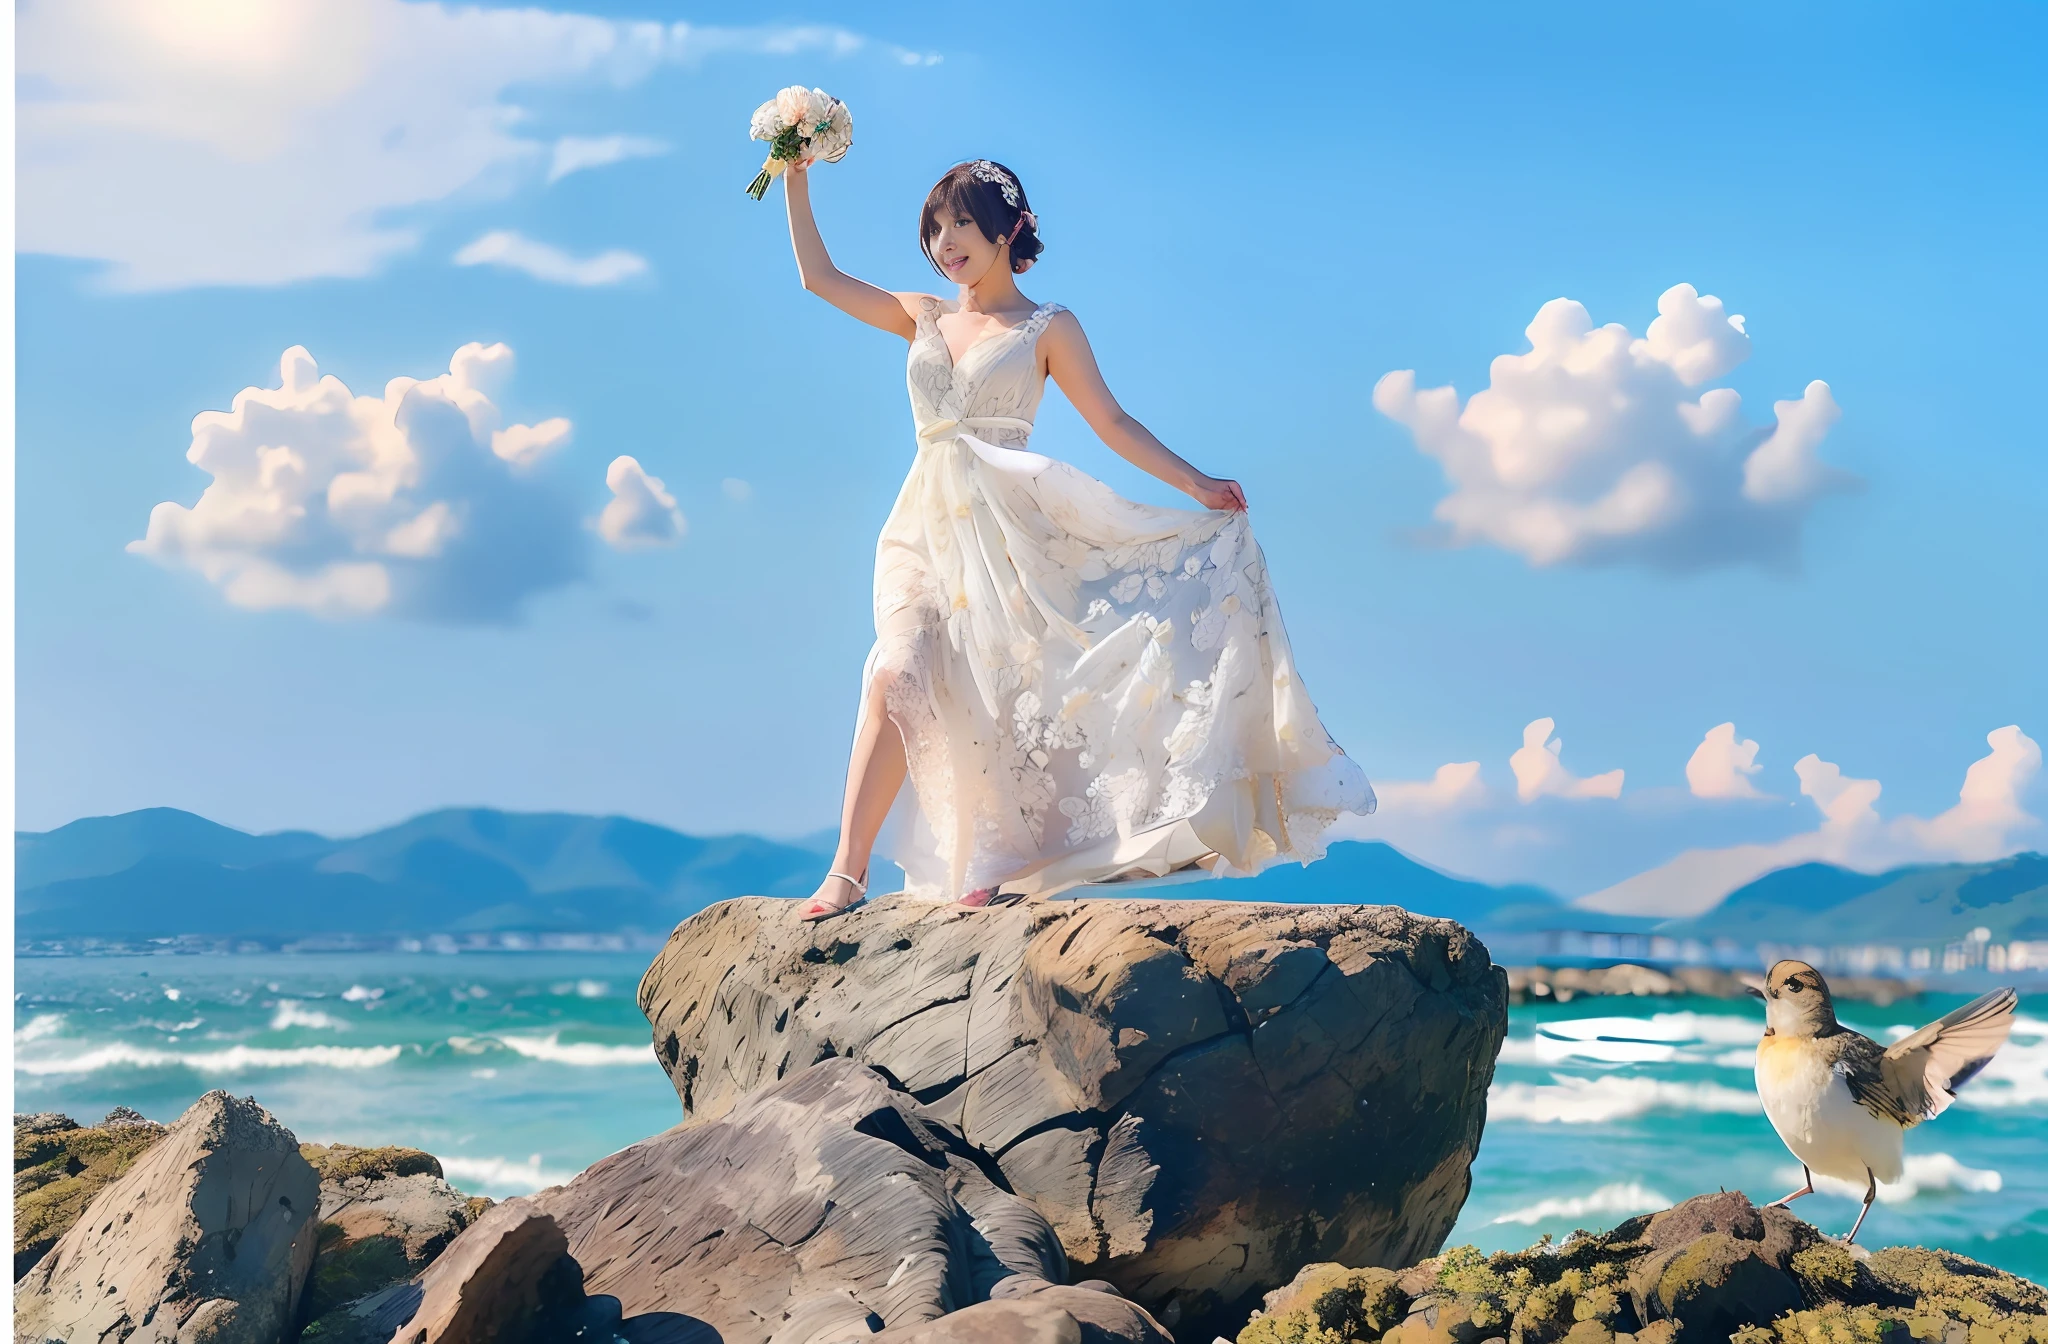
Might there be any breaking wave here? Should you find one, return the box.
[493,1033,653,1067]
[1955,1037,2048,1111]
[1488,1075,1761,1124]
[440,1153,579,1194]
[14,1013,65,1043]
[14,1041,406,1076]
[270,1001,350,1031]
[1774,1152,2003,1204]
[1498,1012,1764,1068]
[1490,1181,1673,1226]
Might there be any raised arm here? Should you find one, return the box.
[1041,312,1247,512]
[783,162,918,339]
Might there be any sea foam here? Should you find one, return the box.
[14,1013,64,1043]
[493,1033,654,1067]
[440,1153,579,1194]
[270,1001,350,1031]
[15,1041,406,1075]
[1489,1075,1761,1124]
[1490,1181,1673,1225]
[1955,1037,2048,1110]
[1499,1012,1764,1068]
[1774,1152,2003,1204]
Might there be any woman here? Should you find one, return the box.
[786,157,1373,919]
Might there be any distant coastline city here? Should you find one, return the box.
[18,807,2045,996]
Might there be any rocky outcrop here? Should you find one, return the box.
[524,1055,1168,1343]
[865,1279,1175,1343]
[638,896,1508,1339]
[300,1143,488,1323]
[297,1199,598,1344]
[13,1107,169,1278]
[386,1199,593,1344]
[1237,1191,2048,1343]
[14,1090,320,1344]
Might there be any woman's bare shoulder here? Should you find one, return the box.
[1040,306,1089,346]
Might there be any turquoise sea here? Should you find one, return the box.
[13,951,2046,1285]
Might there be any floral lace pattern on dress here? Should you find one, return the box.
[868,295,1374,898]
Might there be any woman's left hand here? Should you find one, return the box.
[1188,474,1248,512]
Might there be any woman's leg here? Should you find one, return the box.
[803,673,908,914]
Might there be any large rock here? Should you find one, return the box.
[866,1279,1175,1343]
[1622,1192,1805,1338]
[638,897,1507,1339]
[13,1107,170,1279]
[300,1143,487,1323]
[528,1056,1168,1344]
[1238,1191,2048,1344]
[300,1199,597,1344]
[14,1089,319,1344]
[389,1198,587,1344]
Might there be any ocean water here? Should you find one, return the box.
[13,954,2045,1284]
[1456,995,2048,1281]
[11,952,683,1197]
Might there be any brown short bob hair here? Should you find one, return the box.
[919,160,1042,277]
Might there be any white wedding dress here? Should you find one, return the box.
[865,296,1374,899]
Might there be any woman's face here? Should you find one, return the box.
[929,206,1004,286]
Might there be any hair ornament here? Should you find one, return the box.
[968,159,1021,208]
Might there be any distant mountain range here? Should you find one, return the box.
[1656,852,2048,945]
[15,808,833,939]
[14,808,2044,947]
[15,807,1563,940]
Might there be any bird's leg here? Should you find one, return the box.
[1768,1165,1815,1207]
[1844,1168,1877,1244]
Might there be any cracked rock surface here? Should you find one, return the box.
[14,1089,320,1344]
[637,896,1508,1341]
[526,1055,1166,1344]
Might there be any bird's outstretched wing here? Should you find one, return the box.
[1877,986,2018,1123]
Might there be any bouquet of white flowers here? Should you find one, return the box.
[744,86,853,200]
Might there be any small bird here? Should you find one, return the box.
[1750,959,2017,1243]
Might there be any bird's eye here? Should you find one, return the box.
[1790,982,1804,993]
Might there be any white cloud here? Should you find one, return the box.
[454,231,648,287]
[1373,284,1856,571]
[1352,718,1613,828]
[597,456,685,549]
[547,134,668,184]
[1687,722,1766,799]
[721,477,754,503]
[18,1,924,290]
[1374,761,1488,814]
[1511,718,1624,802]
[130,342,584,621]
[1579,726,2041,916]
[1334,722,1644,891]
[1897,725,2043,860]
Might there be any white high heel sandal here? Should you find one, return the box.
[798,870,867,922]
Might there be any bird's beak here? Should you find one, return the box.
[1744,984,1767,1000]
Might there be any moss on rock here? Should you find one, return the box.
[1241,1265,1410,1344]
[299,1141,443,1183]
[302,1224,416,1320]
[12,1109,170,1278]
[1235,1194,2048,1344]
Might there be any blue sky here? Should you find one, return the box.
[16,1,2045,905]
